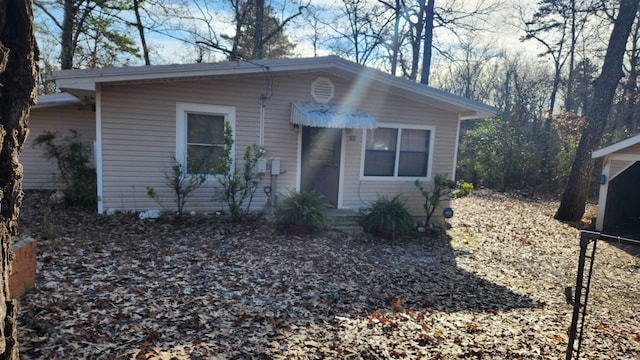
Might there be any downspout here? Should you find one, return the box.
[95,85,104,214]
[260,95,278,210]
[259,95,266,146]
[337,129,347,208]
[443,114,463,215]
[452,114,462,179]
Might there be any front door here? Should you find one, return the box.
[301,127,342,207]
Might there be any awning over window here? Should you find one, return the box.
[290,102,377,129]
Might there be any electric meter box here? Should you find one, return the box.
[257,159,267,174]
[271,158,280,175]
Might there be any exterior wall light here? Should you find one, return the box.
[599,174,607,185]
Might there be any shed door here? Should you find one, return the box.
[604,161,640,237]
[301,127,341,207]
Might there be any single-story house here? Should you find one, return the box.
[25,56,495,221]
[592,134,640,235]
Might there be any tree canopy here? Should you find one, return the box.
[31,0,640,218]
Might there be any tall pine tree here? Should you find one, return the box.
[0,0,39,357]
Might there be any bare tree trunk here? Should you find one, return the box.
[419,0,434,85]
[253,0,265,59]
[565,0,577,113]
[390,0,401,76]
[0,0,39,358]
[555,0,640,221]
[537,62,562,194]
[61,0,76,69]
[622,19,640,131]
[37,0,95,70]
[229,0,244,60]
[406,0,425,81]
[133,0,150,65]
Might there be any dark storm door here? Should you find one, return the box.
[301,127,342,207]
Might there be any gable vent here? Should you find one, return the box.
[311,77,334,104]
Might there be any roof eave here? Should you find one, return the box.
[50,57,344,89]
[460,109,497,120]
[353,69,498,118]
[33,93,82,109]
[50,56,497,117]
[592,134,640,158]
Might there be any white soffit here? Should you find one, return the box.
[33,93,81,109]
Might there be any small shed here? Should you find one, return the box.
[592,134,640,236]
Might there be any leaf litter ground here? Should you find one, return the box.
[15,190,640,359]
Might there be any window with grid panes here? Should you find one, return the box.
[363,126,431,178]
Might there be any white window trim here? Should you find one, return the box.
[176,102,236,178]
[359,122,435,181]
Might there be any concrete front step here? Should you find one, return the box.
[330,217,361,225]
[332,225,363,234]
[325,209,363,233]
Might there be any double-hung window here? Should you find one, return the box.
[362,124,433,178]
[176,103,235,176]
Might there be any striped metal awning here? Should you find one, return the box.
[290,102,377,129]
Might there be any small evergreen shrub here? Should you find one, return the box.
[452,180,473,199]
[34,130,97,210]
[215,121,264,222]
[415,173,456,225]
[146,155,206,218]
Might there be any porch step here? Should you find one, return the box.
[325,209,363,234]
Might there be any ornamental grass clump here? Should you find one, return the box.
[360,194,414,239]
[274,189,331,233]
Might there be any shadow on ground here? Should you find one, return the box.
[302,234,540,315]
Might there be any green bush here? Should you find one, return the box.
[457,117,536,192]
[146,155,206,217]
[452,180,473,199]
[274,189,331,232]
[361,194,414,238]
[215,120,264,222]
[415,174,456,225]
[34,130,97,210]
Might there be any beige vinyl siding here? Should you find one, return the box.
[609,159,635,180]
[337,94,458,219]
[100,76,267,213]
[99,71,462,216]
[268,72,459,218]
[23,105,95,190]
[341,115,457,218]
